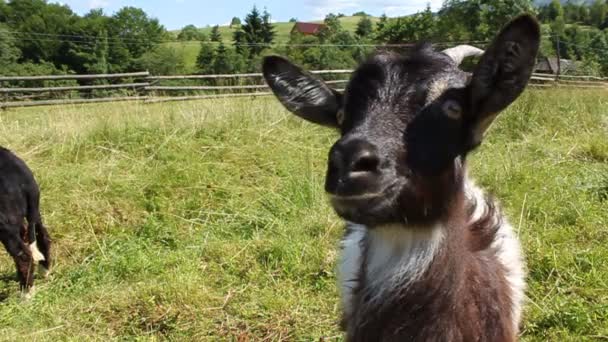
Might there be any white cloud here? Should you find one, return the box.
[88,0,110,9]
[305,0,444,19]
[306,0,360,19]
[376,0,443,16]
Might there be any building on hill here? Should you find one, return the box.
[535,57,577,75]
[291,22,326,36]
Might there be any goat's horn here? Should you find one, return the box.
[442,45,484,65]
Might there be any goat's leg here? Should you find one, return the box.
[34,223,52,277]
[0,226,35,296]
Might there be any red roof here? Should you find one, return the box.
[292,22,326,35]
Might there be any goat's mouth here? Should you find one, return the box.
[328,180,403,225]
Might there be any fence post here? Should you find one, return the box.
[556,35,561,83]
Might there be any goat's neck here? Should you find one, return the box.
[360,191,469,303]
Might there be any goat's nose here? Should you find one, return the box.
[349,148,380,174]
[326,140,381,194]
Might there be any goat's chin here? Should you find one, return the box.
[329,181,404,226]
[329,183,445,227]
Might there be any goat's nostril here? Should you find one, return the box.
[351,153,380,173]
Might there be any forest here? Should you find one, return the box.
[1,0,608,76]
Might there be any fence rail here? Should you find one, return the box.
[0,70,606,109]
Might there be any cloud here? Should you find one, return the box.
[374,0,443,15]
[305,0,359,19]
[88,0,110,9]
[305,0,444,18]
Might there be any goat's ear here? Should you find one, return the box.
[263,56,342,128]
[467,15,540,146]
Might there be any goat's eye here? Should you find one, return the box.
[442,100,462,119]
[336,109,345,126]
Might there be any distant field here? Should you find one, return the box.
[168,16,378,73]
[0,89,607,340]
[195,15,376,44]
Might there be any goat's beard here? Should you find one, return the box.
[328,180,408,227]
[329,181,454,227]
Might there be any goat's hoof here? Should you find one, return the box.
[20,286,36,301]
[39,266,50,279]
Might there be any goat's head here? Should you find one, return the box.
[263,15,540,226]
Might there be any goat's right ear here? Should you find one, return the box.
[263,56,342,128]
[466,15,540,147]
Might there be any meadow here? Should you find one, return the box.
[0,88,606,341]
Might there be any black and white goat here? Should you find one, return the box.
[262,15,540,341]
[0,147,51,297]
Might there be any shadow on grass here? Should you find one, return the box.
[0,273,16,302]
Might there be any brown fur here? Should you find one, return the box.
[341,189,516,342]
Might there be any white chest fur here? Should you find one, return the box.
[338,223,444,316]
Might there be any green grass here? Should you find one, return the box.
[0,88,606,340]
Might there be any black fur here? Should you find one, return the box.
[0,147,51,292]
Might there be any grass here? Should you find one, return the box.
[0,88,606,340]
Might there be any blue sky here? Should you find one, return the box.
[53,0,443,30]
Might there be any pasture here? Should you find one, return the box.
[0,88,606,340]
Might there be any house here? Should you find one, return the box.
[291,22,326,36]
[535,56,577,75]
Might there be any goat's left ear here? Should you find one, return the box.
[262,56,342,128]
[467,15,540,147]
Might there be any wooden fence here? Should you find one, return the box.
[0,70,606,109]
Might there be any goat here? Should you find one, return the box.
[0,147,51,297]
[262,15,540,341]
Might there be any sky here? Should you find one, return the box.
[52,0,444,30]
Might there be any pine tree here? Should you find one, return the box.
[232,6,273,58]
[210,25,222,42]
[196,42,216,74]
[261,9,276,46]
[212,42,231,74]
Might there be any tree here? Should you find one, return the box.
[0,23,21,66]
[2,0,76,63]
[210,25,222,42]
[261,9,276,47]
[353,11,369,17]
[318,13,343,42]
[547,0,564,21]
[135,45,185,75]
[550,14,566,38]
[376,14,388,33]
[233,6,274,59]
[178,24,203,41]
[355,15,373,38]
[196,42,215,74]
[109,7,166,60]
[376,6,437,43]
[590,0,607,28]
[230,17,241,27]
[84,29,110,74]
[289,18,297,23]
[212,41,244,74]
[590,31,608,75]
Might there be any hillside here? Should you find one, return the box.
[199,16,377,43]
[168,16,378,73]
